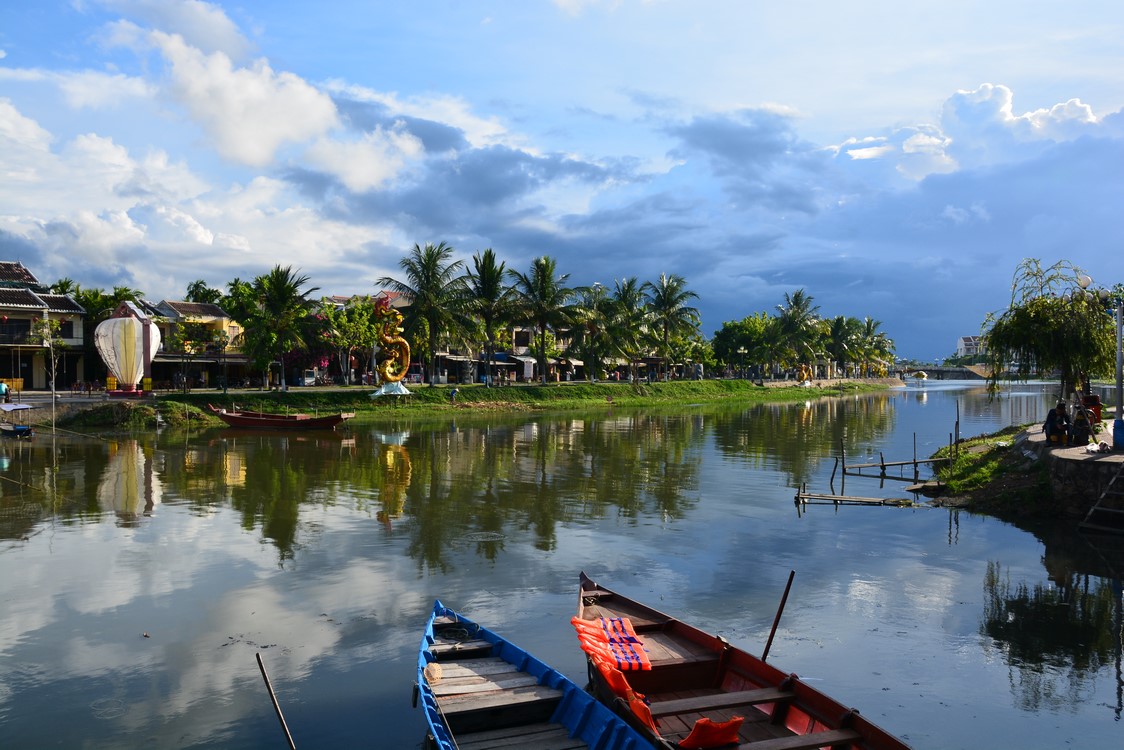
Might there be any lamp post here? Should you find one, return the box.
[737,346,747,379]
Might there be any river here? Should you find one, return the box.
[0,381,1120,749]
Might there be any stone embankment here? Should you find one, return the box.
[1021,420,1123,519]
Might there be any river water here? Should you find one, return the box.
[1,382,1121,749]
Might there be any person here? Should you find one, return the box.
[450,387,458,404]
[0,380,9,403]
[1044,401,1071,445]
[1070,406,1092,447]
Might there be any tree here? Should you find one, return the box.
[185,279,224,305]
[31,317,66,392]
[607,277,649,382]
[463,249,512,387]
[319,296,378,384]
[240,266,319,389]
[775,289,821,368]
[643,273,700,381]
[378,242,465,386]
[569,282,614,381]
[984,259,1116,397]
[508,256,575,384]
[824,315,862,376]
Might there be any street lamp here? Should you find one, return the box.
[1084,276,1123,448]
[737,346,747,379]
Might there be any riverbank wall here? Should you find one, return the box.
[1022,424,1123,518]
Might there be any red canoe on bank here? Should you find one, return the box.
[207,404,354,430]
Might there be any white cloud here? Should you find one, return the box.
[95,0,252,59]
[58,70,154,109]
[324,81,515,150]
[304,127,424,192]
[0,98,52,151]
[151,31,338,166]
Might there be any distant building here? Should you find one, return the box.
[956,335,985,358]
[0,261,86,390]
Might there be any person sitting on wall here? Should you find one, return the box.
[1044,401,1071,445]
[1070,406,1093,447]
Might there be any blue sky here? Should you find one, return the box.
[2,1,1122,360]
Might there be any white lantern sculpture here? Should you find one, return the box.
[94,315,161,392]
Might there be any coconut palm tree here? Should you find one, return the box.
[249,265,319,389]
[776,289,821,368]
[185,279,224,305]
[608,277,649,382]
[378,242,465,385]
[508,256,575,384]
[569,282,614,381]
[643,273,700,380]
[463,249,511,387]
[824,315,863,376]
[858,316,894,375]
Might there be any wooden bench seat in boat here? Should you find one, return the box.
[427,655,564,732]
[649,686,795,718]
[736,728,862,750]
[453,721,590,750]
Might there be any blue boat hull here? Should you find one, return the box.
[416,600,648,750]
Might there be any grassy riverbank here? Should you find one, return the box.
[930,424,1054,517]
[58,378,902,429]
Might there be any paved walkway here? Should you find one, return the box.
[1023,412,1123,466]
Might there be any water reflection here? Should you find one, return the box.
[2,385,1123,748]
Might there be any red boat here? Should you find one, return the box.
[207,404,354,430]
[575,572,911,750]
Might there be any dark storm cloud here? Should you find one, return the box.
[334,97,470,153]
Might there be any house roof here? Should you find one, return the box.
[0,288,48,310]
[0,262,41,287]
[38,293,86,315]
[156,300,230,319]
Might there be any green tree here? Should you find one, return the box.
[239,266,319,389]
[984,259,1116,397]
[643,273,700,381]
[824,315,862,375]
[776,289,821,368]
[185,279,224,305]
[569,282,614,381]
[378,242,465,386]
[463,249,511,387]
[319,296,378,384]
[508,256,575,384]
[607,277,649,382]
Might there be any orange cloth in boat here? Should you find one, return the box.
[677,716,745,749]
[589,655,659,734]
[571,616,651,671]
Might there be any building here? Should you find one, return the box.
[0,261,86,391]
[956,335,985,358]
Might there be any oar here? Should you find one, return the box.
[256,652,297,750]
[761,569,795,662]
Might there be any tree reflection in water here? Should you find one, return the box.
[982,560,1123,717]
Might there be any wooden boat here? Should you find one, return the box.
[0,403,34,439]
[576,572,911,750]
[206,404,353,430]
[415,599,649,750]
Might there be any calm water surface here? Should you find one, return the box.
[1,382,1121,749]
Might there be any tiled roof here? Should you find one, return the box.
[0,288,47,309]
[158,300,230,319]
[38,294,86,315]
[0,262,40,286]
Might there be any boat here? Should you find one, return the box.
[575,572,911,750]
[206,404,354,430]
[415,599,649,750]
[0,403,34,439]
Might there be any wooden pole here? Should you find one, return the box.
[256,652,297,750]
[762,570,795,662]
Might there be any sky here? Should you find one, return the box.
[2,1,1123,361]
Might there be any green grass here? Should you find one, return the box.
[57,378,898,428]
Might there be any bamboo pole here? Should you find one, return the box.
[256,652,297,750]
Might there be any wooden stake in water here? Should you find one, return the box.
[256,652,297,750]
[762,570,795,662]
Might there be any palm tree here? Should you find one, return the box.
[508,256,575,384]
[824,315,863,376]
[185,279,223,305]
[608,277,649,382]
[643,273,700,380]
[858,317,894,375]
[463,249,511,387]
[50,277,79,296]
[378,242,465,385]
[569,282,613,381]
[775,289,821,368]
[249,265,319,389]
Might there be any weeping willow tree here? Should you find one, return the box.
[984,259,1116,397]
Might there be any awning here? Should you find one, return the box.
[561,358,584,366]
[511,355,537,364]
